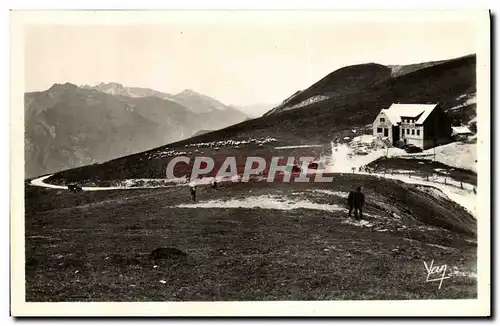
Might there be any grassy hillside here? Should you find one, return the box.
[265,63,392,115]
[42,55,475,184]
[25,54,478,303]
[25,174,476,301]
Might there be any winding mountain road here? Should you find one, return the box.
[30,168,476,218]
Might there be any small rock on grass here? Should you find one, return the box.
[151,247,187,260]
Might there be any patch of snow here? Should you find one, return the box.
[320,137,476,217]
[284,95,329,111]
[414,185,449,200]
[425,243,458,251]
[174,195,345,212]
[451,266,477,278]
[28,235,61,240]
[357,171,477,217]
[362,212,384,220]
[430,143,477,173]
[231,175,241,183]
[310,189,348,198]
[464,239,477,245]
[352,135,377,144]
[449,93,477,111]
[325,142,404,173]
[394,142,477,173]
[341,219,373,228]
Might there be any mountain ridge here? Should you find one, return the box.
[264,54,475,117]
[25,84,250,178]
[83,83,243,115]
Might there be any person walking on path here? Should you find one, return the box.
[347,190,355,217]
[189,179,197,202]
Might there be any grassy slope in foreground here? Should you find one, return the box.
[25,174,476,301]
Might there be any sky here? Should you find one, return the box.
[24,12,479,107]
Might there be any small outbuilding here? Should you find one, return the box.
[451,126,474,141]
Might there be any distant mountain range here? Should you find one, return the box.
[25,83,249,178]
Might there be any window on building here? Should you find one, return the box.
[401,129,404,135]
[407,129,410,134]
[380,117,385,122]
[377,127,383,133]
[416,130,420,136]
[412,129,415,135]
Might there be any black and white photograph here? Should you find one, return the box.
[10,9,491,316]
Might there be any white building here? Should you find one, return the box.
[372,103,452,149]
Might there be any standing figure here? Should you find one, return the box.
[189,180,197,202]
[353,186,365,220]
[347,190,355,217]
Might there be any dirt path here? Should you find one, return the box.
[30,175,125,191]
[30,152,476,218]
